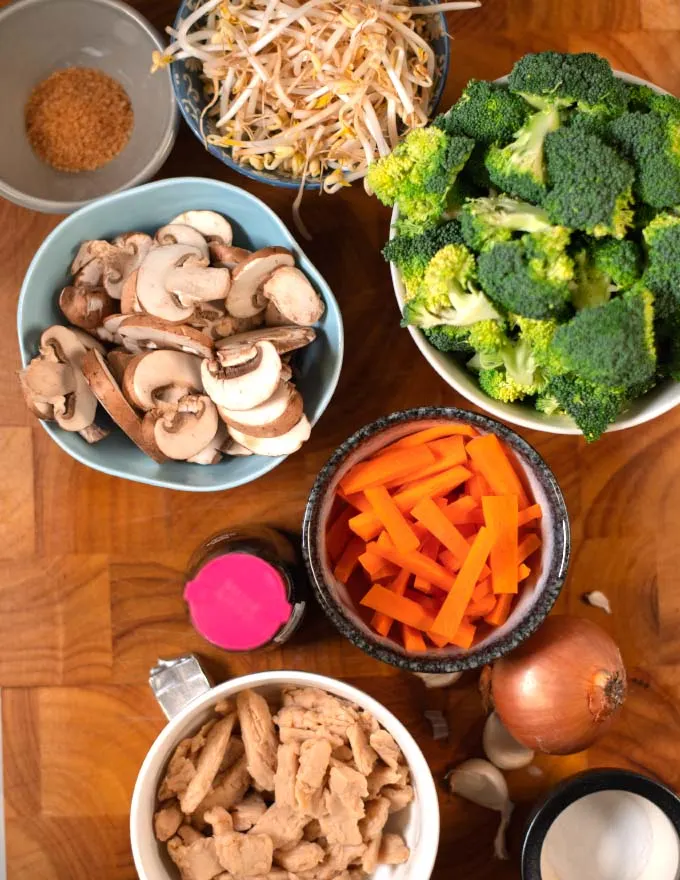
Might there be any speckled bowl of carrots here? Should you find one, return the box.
[302,407,571,673]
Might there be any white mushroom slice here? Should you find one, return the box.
[18,371,56,420]
[216,326,316,356]
[81,348,166,463]
[37,326,101,433]
[209,243,252,268]
[118,316,213,359]
[201,341,281,411]
[188,421,228,465]
[79,423,110,444]
[95,313,127,345]
[166,263,231,304]
[121,270,144,315]
[156,224,210,261]
[122,350,203,411]
[59,285,116,331]
[65,327,106,353]
[70,239,114,275]
[227,415,311,457]
[227,247,295,318]
[222,438,253,456]
[73,258,104,288]
[136,244,204,322]
[142,394,219,460]
[218,382,304,438]
[262,267,325,326]
[264,301,288,327]
[170,210,233,245]
[71,239,145,301]
[113,232,154,264]
[279,363,293,383]
[21,354,75,401]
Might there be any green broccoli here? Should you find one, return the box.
[423,319,506,354]
[477,232,574,319]
[535,393,565,416]
[478,369,535,403]
[460,195,552,252]
[423,325,475,353]
[512,315,560,364]
[508,51,628,115]
[382,220,465,298]
[624,83,680,119]
[434,79,530,144]
[642,212,680,320]
[550,285,657,386]
[608,111,680,209]
[571,238,642,309]
[367,127,474,230]
[485,106,561,203]
[546,373,628,441]
[543,128,635,238]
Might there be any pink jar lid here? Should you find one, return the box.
[184,552,293,651]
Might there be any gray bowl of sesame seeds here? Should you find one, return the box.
[0,0,178,214]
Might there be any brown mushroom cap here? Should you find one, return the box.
[215,325,316,356]
[209,243,251,268]
[218,381,304,438]
[142,394,219,461]
[226,247,295,318]
[118,316,214,359]
[59,285,116,331]
[200,340,282,411]
[261,266,325,326]
[120,270,144,315]
[107,349,135,385]
[122,349,204,411]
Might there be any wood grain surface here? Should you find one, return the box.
[2,1,680,877]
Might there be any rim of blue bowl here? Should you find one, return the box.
[0,0,179,214]
[170,0,451,190]
[16,176,344,492]
[521,768,680,879]
[301,406,571,673]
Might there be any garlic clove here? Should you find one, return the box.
[483,712,535,770]
[448,758,514,861]
[582,590,612,614]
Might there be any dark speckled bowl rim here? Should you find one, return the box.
[302,407,571,673]
[521,768,680,879]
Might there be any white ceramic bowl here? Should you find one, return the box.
[131,670,439,880]
[391,71,680,436]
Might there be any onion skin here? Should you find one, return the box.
[489,616,627,755]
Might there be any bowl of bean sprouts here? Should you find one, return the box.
[161,0,473,209]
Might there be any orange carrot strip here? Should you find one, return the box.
[466,434,530,508]
[482,495,519,595]
[364,485,421,554]
[402,623,428,652]
[450,618,476,649]
[517,504,543,527]
[348,466,472,542]
[518,563,531,582]
[384,443,467,489]
[412,497,471,566]
[340,445,435,495]
[343,492,372,513]
[473,578,493,600]
[430,527,494,640]
[429,435,468,459]
[427,632,449,648]
[413,534,440,594]
[361,585,435,630]
[466,593,497,618]
[443,495,478,525]
[438,549,491,583]
[333,535,365,583]
[371,569,411,636]
[518,533,542,563]
[367,540,455,592]
[387,424,478,450]
[466,473,491,502]
[359,550,399,581]
[326,507,353,562]
[485,593,514,627]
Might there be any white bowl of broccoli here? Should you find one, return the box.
[379,53,680,441]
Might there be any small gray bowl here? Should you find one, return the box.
[302,407,570,673]
[0,0,178,213]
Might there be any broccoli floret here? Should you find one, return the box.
[512,315,560,364]
[477,233,573,319]
[367,127,474,230]
[423,325,475,353]
[546,373,628,441]
[642,212,680,320]
[535,393,565,416]
[624,84,680,120]
[383,220,465,298]
[550,286,657,386]
[435,79,530,144]
[478,368,535,403]
[608,111,680,209]
[424,319,506,354]
[508,51,628,115]
[460,195,552,252]
[566,109,614,140]
[625,82,656,113]
[485,106,561,203]
[571,238,642,310]
[544,128,635,238]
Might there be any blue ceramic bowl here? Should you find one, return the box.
[171,0,450,189]
[17,177,344,492]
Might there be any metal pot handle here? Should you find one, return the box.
[149,654,214,720]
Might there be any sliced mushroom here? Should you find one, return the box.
[166,261,231,305]
[107,349,135,385]
[261,267,325,326]
[188,421,228,465]
[120,270,144,315]
[227,415,311,456]
[95,313,127,345]
[279,362,293,383]
[226,247,295,318]
[70,239,114,275]
[209,243,251,268]
[21,353,75,402]
[136,244,205,322]
[188,301,234,340]
[59,285,116,331]
[118,316,214,359]
[215,325,316,356]
[112,232,154,264]
[70,239,145,300]
[156,224,210,261]
[122,349,203,411]
[73,258,105,288]
[218,382,304,438]
[170,210,233,245]
[221,437,254,457]
[81,348,166,463]
[142,394,219,460]
[79,423,110,444]
[264,301,288,327]
[18,371,56,420]
[201,341,281,411]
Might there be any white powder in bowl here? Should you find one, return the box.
[540,790,680,880]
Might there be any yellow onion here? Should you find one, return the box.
[483,616,627,755]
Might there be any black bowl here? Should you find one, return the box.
[302,407,570,673]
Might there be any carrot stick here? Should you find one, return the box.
[482,495,519,595]
[473,578,493,600]
[430,527,494,640]
[443,495,478,525]
[518,563,531,581]
[384,443,467,489]
[359,550,399,581]
[429,435,468,459]
[367,540,455,592]
[371,569,410,636]
[450,618,476,649]
[340,445,435,495]
[518,533,542,563]
[427,632,449,648]
[343,492,372,513]
[466,593,497,618]
[348,466,472,542]
[484,593,514,627]
[402,623,427,652]
[364,485,421,553]
[413,533,439,594]
[326,507,353,562]
[361,585,435,630]
[438,548,491,583]
[387,424,478,450]
[333,535,365,583]
[466,434,529,508]
[517,504,542,527]
[412,497,471,566]
[466,472,492,502]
